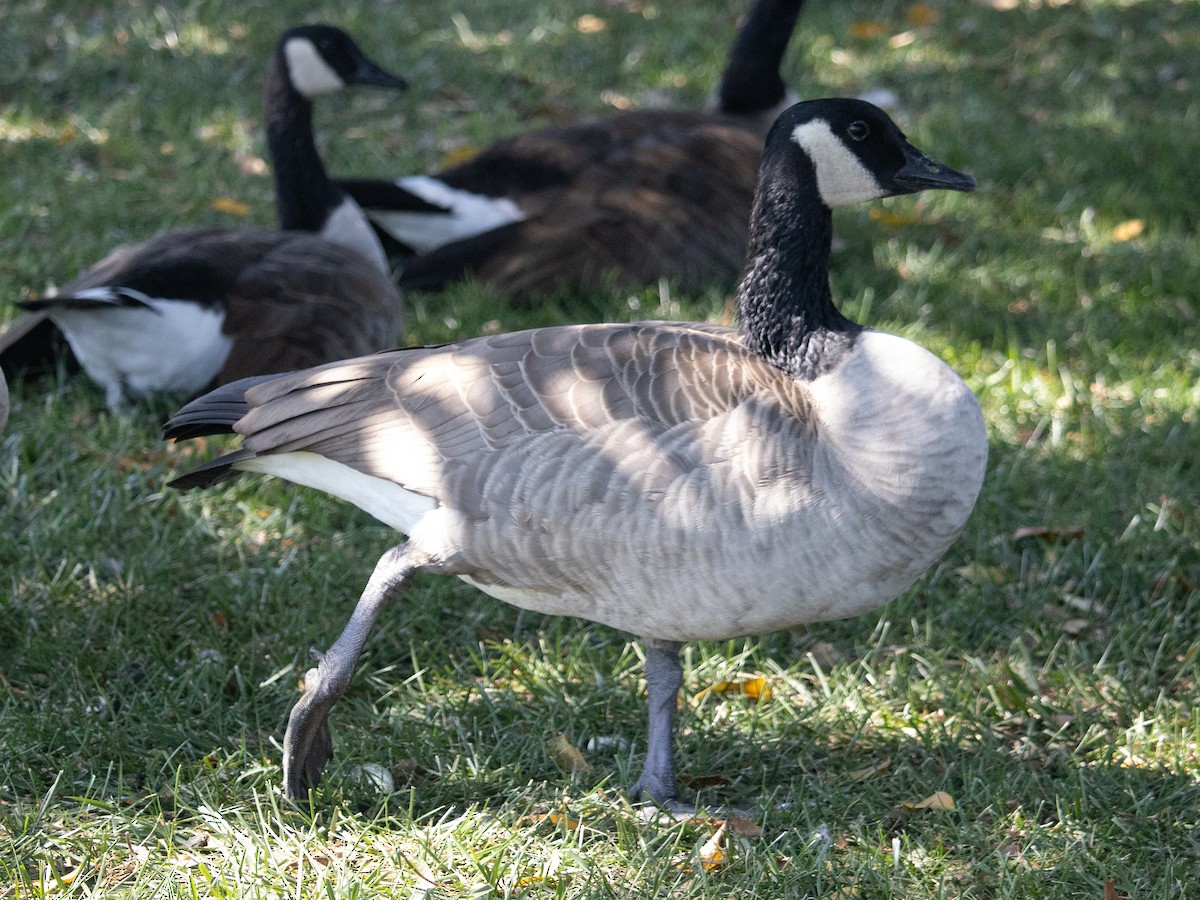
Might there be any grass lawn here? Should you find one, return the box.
[2,0,1199,896]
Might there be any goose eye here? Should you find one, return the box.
[847,121,870,141]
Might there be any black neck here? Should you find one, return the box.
[736,146,860,380]
[264,54,344,232]
[718,0,803,117]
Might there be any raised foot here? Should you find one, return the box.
[282,650,342,799]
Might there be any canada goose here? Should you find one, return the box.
[165,98,986,807]
[8,25,407,410]
[336,0,805,298]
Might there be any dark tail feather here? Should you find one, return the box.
[0,312,77,378]
[164,374,284,490]
[163,374,280,440]
[167,448,257,490]
[397,221,522,292]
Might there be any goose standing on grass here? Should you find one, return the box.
[165,98,987,808]
[7,25,406,410]
[336,0,805,298]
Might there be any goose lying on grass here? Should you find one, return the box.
[166,98,986,809]
[338,0,806,299]
[9,25,406,410]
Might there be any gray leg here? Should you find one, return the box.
[282,544,418,799]
[630,638,685,807]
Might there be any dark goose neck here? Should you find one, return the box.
[736,144,860,381]
[263,54,344,233]
[718,0,803,118]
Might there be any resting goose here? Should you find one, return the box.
[9,25,406,410]
[336,0,805,298]
[165,98,987,807]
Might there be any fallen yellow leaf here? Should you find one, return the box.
[210,197,251,216]
[907,4,941,25]
[869,208,927,227]
[546,734,590,772]
[847,757,891,781]
[954,562,1010,585]
[519,811,582,830]
[1111,219,1144,241]
[698,675,773,702]
[699,819,727,872]
[439,145,480,168]
[904,790,956,811]
[848,20,889,39]
[1012,524,1085,543]
[576,14,607,33]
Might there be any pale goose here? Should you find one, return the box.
[165,98,987,807]
[0,367,8,435]
[336,0,805,298]
[8,25,406,410]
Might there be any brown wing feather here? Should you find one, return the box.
[440,112,765,295]
[218,234,402,383]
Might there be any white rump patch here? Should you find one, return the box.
[791,120,886,208]
[368,176,526,254]
[320,197,391,274]
[236,451,437,534]
[48,297,231,408]
[284,38,345,97]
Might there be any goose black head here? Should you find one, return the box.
[278,24,408,99]
[768,98,976,209]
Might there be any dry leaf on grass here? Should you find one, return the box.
[438,145,480,168]
[903,791,956,811]
[699,819,728,872]
[1111,219,1144,241]
[848,20,889,38]
[546,734,590,772]
[869,208,928,227]
[725,815,763,838]
[696,674,772,702]
[1012,524,1084,543]
[954,562,1010,585]
[907,4,940,25]
[679,772,731,789]
[575,14,607,32]
[209,197,250,216]
[847,757,891,781]
[519,811,582,831]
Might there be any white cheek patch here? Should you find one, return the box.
[284,38,345,97]
[791,120,886,208]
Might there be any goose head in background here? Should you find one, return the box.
[8,25,407,410]
[267,24,408,271]
[166,97,984,810]
[336,0,806,299]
